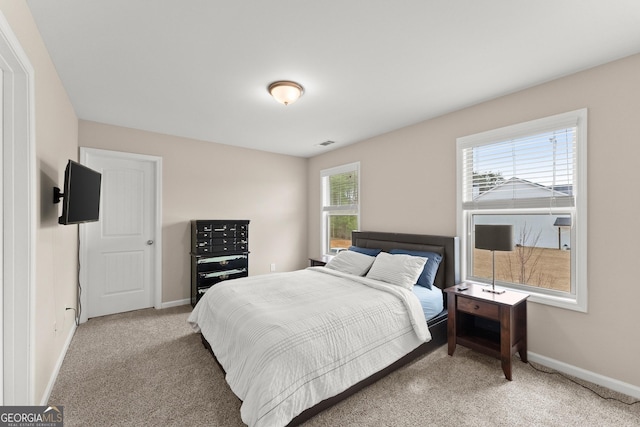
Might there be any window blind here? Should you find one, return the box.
[321,163,359,212]
[461,127,576,210]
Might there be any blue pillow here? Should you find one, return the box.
[389,249,442,289]
[349,245,382,257]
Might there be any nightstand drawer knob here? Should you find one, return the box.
[474,304,480,310]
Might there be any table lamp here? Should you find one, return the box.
[475,224,514,294]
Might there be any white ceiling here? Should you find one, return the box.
[27,0,640,158]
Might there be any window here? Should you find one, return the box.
[321,162,360,255]
[457,109,587,311]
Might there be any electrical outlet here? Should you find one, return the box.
[270,263,276,272]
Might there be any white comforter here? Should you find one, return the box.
[188,267,430,427]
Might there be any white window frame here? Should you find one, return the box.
[456,109,587,312]
[0,11,36,404]
[320,162,360,255]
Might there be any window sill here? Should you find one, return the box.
[526,291,587,313]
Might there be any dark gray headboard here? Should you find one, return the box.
[351,231,460,289]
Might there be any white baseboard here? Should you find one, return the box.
[40,322,77,405]
[160,298,190,309]
[528,351,640,400]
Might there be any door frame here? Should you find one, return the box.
[78,148,162,323]
[0,11,36,404]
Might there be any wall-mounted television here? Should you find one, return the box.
[53,160,102,225]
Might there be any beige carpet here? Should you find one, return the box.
[49,305,640,426]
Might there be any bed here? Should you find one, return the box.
[188,231,459,426]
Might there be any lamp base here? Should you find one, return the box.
[482,287,506,294]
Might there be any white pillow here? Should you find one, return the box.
[366,252,428,289]
[325,250,376,276]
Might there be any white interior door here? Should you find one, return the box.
[80,148,162,320]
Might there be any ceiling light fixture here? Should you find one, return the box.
[268,81,304,106]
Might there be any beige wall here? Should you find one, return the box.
[308,54,640,389]
[79,121,308,303]
[0,2,80,403]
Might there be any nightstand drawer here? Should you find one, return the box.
[457,297,499,320]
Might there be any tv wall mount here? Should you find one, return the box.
[53,187,64,204]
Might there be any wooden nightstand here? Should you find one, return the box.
[444,283,528,380]
[308,255,333,267]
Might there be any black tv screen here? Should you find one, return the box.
[59,160,102,225]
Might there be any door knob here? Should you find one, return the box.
[147,240,154,245]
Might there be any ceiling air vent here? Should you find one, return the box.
[318,140,335,147]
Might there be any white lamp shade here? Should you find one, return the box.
[268,81,303,105]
